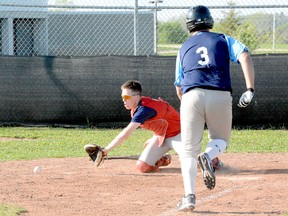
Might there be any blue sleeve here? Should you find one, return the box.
[225,35,249,63]
[174,51,184,86]
[131,106,157,124]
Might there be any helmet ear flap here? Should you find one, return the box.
[186,22,195,33]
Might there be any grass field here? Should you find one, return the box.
[0,126,287,162]
[157,43,288,56]
[0,204,27,216]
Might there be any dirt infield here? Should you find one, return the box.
[0,153,287,216]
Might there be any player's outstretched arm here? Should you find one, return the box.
[103,122,141,153]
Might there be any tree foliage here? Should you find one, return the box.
[158,21,189,44]
[215,10,242,36]
[234,22,259,50]
[245,12,288,44]
[213,5,261,50]
[157,2,288,52]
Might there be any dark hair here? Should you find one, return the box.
[121,80,142,94]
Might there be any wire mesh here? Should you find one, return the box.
[0,0,288,56]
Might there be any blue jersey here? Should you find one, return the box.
[131,105,157,124]
[174,31,248,93]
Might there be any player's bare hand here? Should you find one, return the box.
[102,148,109,155]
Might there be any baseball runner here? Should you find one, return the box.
[174,5,255,211]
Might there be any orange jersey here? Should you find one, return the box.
[131,97,180,146]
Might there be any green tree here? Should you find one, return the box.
[275,22,288,44]
[244,13,273,34]
[213,2,241,37]
[234,22,259,50]
[246,12,288,45]
[213,2,261,51]
[158,21,189,44]
[220,10,241,35]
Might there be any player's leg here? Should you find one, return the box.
[177,89,206,211]
[136,136,172,173]
[198,90,232,190]
[205,90,232,160]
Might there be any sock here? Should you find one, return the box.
[180,157,198,196]
[205,139,227,160]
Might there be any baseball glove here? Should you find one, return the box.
[84,144,105,166]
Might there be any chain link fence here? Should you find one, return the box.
[0,0,288,56]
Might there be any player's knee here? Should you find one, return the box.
[135,160,154,173]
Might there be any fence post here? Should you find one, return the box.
[149,0,163,55]
[272,12,276,51]
[134,0,138,56]
[8,18,14,55]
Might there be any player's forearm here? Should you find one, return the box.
[104,123,138,153]
[104,131,129,152]
[239,52,255,90]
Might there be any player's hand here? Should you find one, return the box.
[84,144,106,166]
[176,86,182,101]
[238,89,254,108]
[102,148,109,155]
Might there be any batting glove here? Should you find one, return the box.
[238,88,254,108]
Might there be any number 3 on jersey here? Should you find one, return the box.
[196,47,209,66]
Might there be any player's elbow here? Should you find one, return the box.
[239,51,252,64]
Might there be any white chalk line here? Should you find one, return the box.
[157,186,242,216]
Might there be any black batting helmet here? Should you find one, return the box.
[186,5,214,33]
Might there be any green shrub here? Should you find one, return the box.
[158,21,189,44]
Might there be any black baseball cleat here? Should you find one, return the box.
[198,152,216,190]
